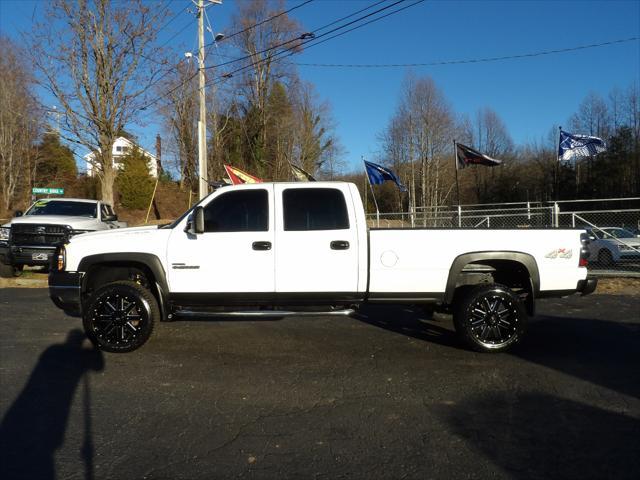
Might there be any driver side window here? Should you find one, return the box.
[203,189,268,232]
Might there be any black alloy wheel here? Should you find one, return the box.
[453,283,527,353]
[83,280,158,353]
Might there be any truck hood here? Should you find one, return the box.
[5,215,102,230]
[607,237,640,247]
[69,225,159,242]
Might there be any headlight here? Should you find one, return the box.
[0,227,9,243]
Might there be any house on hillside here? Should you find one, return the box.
[84,136,158,178]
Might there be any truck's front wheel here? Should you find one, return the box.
[453,283,527,353]
[0,262,22,278]
[83,280,158,353]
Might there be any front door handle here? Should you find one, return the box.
[330,240,350,250]
[252,241,272,251]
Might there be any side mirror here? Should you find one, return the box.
[588,234,596,241]
[185,206,205,235]
[103,214,118,222]
[14,210,23,217]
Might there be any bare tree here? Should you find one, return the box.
[570,92,611,138]
[0,36,41,212]
[291,82,336,178]
[471,107,513,202]
[381,74,455,212]
[229,0,302,171]
[159,61,199,191]
[29,0,168,205]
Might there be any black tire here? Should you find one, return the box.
[0,262,22,278]
[597,249,614,267]
[83,280,158,353]
[453,283,527,353]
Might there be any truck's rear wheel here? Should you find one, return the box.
[83,280,157,353]
[453,283,527,353]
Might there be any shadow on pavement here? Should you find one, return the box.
[516,314,640,399]
[0,329,105,480]
[354,304,463,349]
[357,304,640,399]
[443,392,640,479]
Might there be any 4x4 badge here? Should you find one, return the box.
[545,248,573,259]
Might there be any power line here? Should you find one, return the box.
[135,0,423,119]
[286,0,426,58]
[204,0,425,84]
[205,0,411,71]
[293,36,640,68]
[204,0,315,48]
[158,1,190,33]
[136,3,192,67]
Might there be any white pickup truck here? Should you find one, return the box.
[0,198,124,278]
[48,182,596,353]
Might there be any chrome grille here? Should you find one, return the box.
[11,224,70,245]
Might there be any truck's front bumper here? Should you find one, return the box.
[9,246,57,266]
[49,271,83,316]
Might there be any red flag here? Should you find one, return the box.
[224,165,263,185]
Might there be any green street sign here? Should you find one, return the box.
[32,187,64,195]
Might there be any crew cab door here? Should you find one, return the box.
[273,184,361,296]
[166,185,275,294]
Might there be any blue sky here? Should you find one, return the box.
[1,0,639,173]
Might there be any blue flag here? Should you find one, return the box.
[558,129,606,162]
[364,160,407,192]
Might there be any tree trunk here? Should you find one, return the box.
[99,153,116,206]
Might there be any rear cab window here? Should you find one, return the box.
[282,188,349,231]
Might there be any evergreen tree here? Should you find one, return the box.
[35,132,77,185]
[115,147,154,209]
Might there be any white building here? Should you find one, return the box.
[84,136,158,178]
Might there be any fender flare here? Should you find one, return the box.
[78,252,169,319]
[444,251,540,304]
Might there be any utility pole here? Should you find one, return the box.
[195,0,222,200]
[197,0,207,200]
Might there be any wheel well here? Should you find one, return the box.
[83,261,155,295]
[450,260,535,315]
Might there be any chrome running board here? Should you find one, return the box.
[174,309,356,319]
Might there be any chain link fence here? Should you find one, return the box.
[366,198,640,276]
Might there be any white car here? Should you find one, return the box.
[0,198,125,277]
[587,227,640,266]
[48,182,596,354]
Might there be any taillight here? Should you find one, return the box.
[579,232,590,267]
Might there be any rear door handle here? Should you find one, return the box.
[252,241,272,251]
[330,240,350,250]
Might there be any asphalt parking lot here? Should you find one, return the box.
[1,289,639,480]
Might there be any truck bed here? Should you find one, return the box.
[368,228,588,295]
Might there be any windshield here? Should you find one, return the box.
[607,229,635,239]
[25,200,97,218]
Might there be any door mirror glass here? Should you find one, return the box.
[14,210,23,217]
[186,206,205,235]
